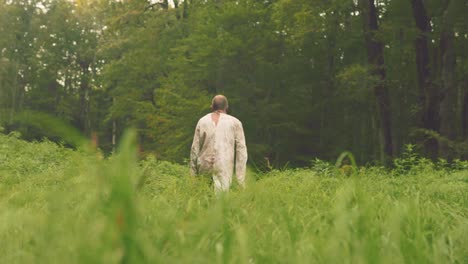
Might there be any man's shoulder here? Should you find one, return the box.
[225,114,242,125]
[197,114,211,124]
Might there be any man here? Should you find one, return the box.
[190,95,248,193]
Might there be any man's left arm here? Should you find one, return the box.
[190,122,201,176]
[234,121,248,187]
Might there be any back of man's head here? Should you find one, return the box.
[211,95,229,111]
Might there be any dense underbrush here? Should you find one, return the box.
[0,133,467,263]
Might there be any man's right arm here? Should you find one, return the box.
[190,122,201,176]
[234,121,248,187]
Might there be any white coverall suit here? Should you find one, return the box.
[190,113,248,192]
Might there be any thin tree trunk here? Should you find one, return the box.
[79,62,91,135]
[112,120,117,152]
[182,0,188,18]
[319,14,338,153]
[463,77,468,140]
[463,78,468,160]
[360,0,393,164]
[0,64,3,119]
[0,60,9,122]
[9,62,18,123]
[54,80,60,116]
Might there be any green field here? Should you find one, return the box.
[1,133,467,264]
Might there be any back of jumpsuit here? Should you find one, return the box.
[190,113,248,192]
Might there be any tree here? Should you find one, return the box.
[1,0,467,166]
[410,0,467,159]
[359,0,393,163]
[409,0,438,160]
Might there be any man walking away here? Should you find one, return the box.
[190,95,248,193]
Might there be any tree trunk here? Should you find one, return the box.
[410,0,440,159]
[319,14,338,154]
[439,28,457,158]
[182,0,188,18]
[112,120,117,152]
[79,62,91,135]
[438,0,460,159]
[9,62,19,123]
[360,0,393,164]
[463,78,468,160]
[463,77,468,138]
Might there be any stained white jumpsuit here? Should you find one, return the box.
[190,113,248,192]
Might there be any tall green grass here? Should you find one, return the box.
[0,132,467,263]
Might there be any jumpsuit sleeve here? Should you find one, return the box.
[235,121,248,187]
[190,122,201,176]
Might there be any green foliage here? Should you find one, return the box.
[391,143,468,175]
[1,0,468,166]
[311,158,338,177]
[0,132,74,180]
[311,151,358,177]
[11,111,87,148]
[336,64,377,102]
[2,133,468,263]
[412,129,468,158]
[393,144,434,175]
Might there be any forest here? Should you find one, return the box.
[1,0,467,167]
[1,1,468,262]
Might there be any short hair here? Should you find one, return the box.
[211,95,229,111]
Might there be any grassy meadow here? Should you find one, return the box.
[1,132,467,263]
